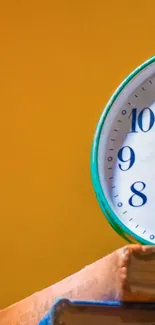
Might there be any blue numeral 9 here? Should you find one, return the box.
[118,146,135,171]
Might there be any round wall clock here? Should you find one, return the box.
[91,56,155,245]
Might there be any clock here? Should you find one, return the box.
[91,56,155,245]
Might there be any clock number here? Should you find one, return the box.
[130,107,154,133]
[130,108,137,133]
[118,146,135,171]
[129,181,147,207]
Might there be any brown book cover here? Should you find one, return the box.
[44,298,155,325]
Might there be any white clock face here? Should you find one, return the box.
[95,59,155,244]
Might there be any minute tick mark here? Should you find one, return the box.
[123,211,127,214]
[129,218,133,221]
[114,194,118,198]
[111,139,115,141]
[118,120,122,122]
[109,177,113,180]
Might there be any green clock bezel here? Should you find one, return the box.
[91,56,155,245]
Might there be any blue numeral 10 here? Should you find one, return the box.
[130,107,154,133]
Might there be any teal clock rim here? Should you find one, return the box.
[91,55,155,246]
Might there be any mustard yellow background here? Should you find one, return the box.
[0,0,154,308]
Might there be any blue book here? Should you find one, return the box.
[38,299,155,325]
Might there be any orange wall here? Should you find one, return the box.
[0,0,154,308]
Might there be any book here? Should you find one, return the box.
[127,250,155,299]
[37,245,155,324]
[38,298,155,325]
